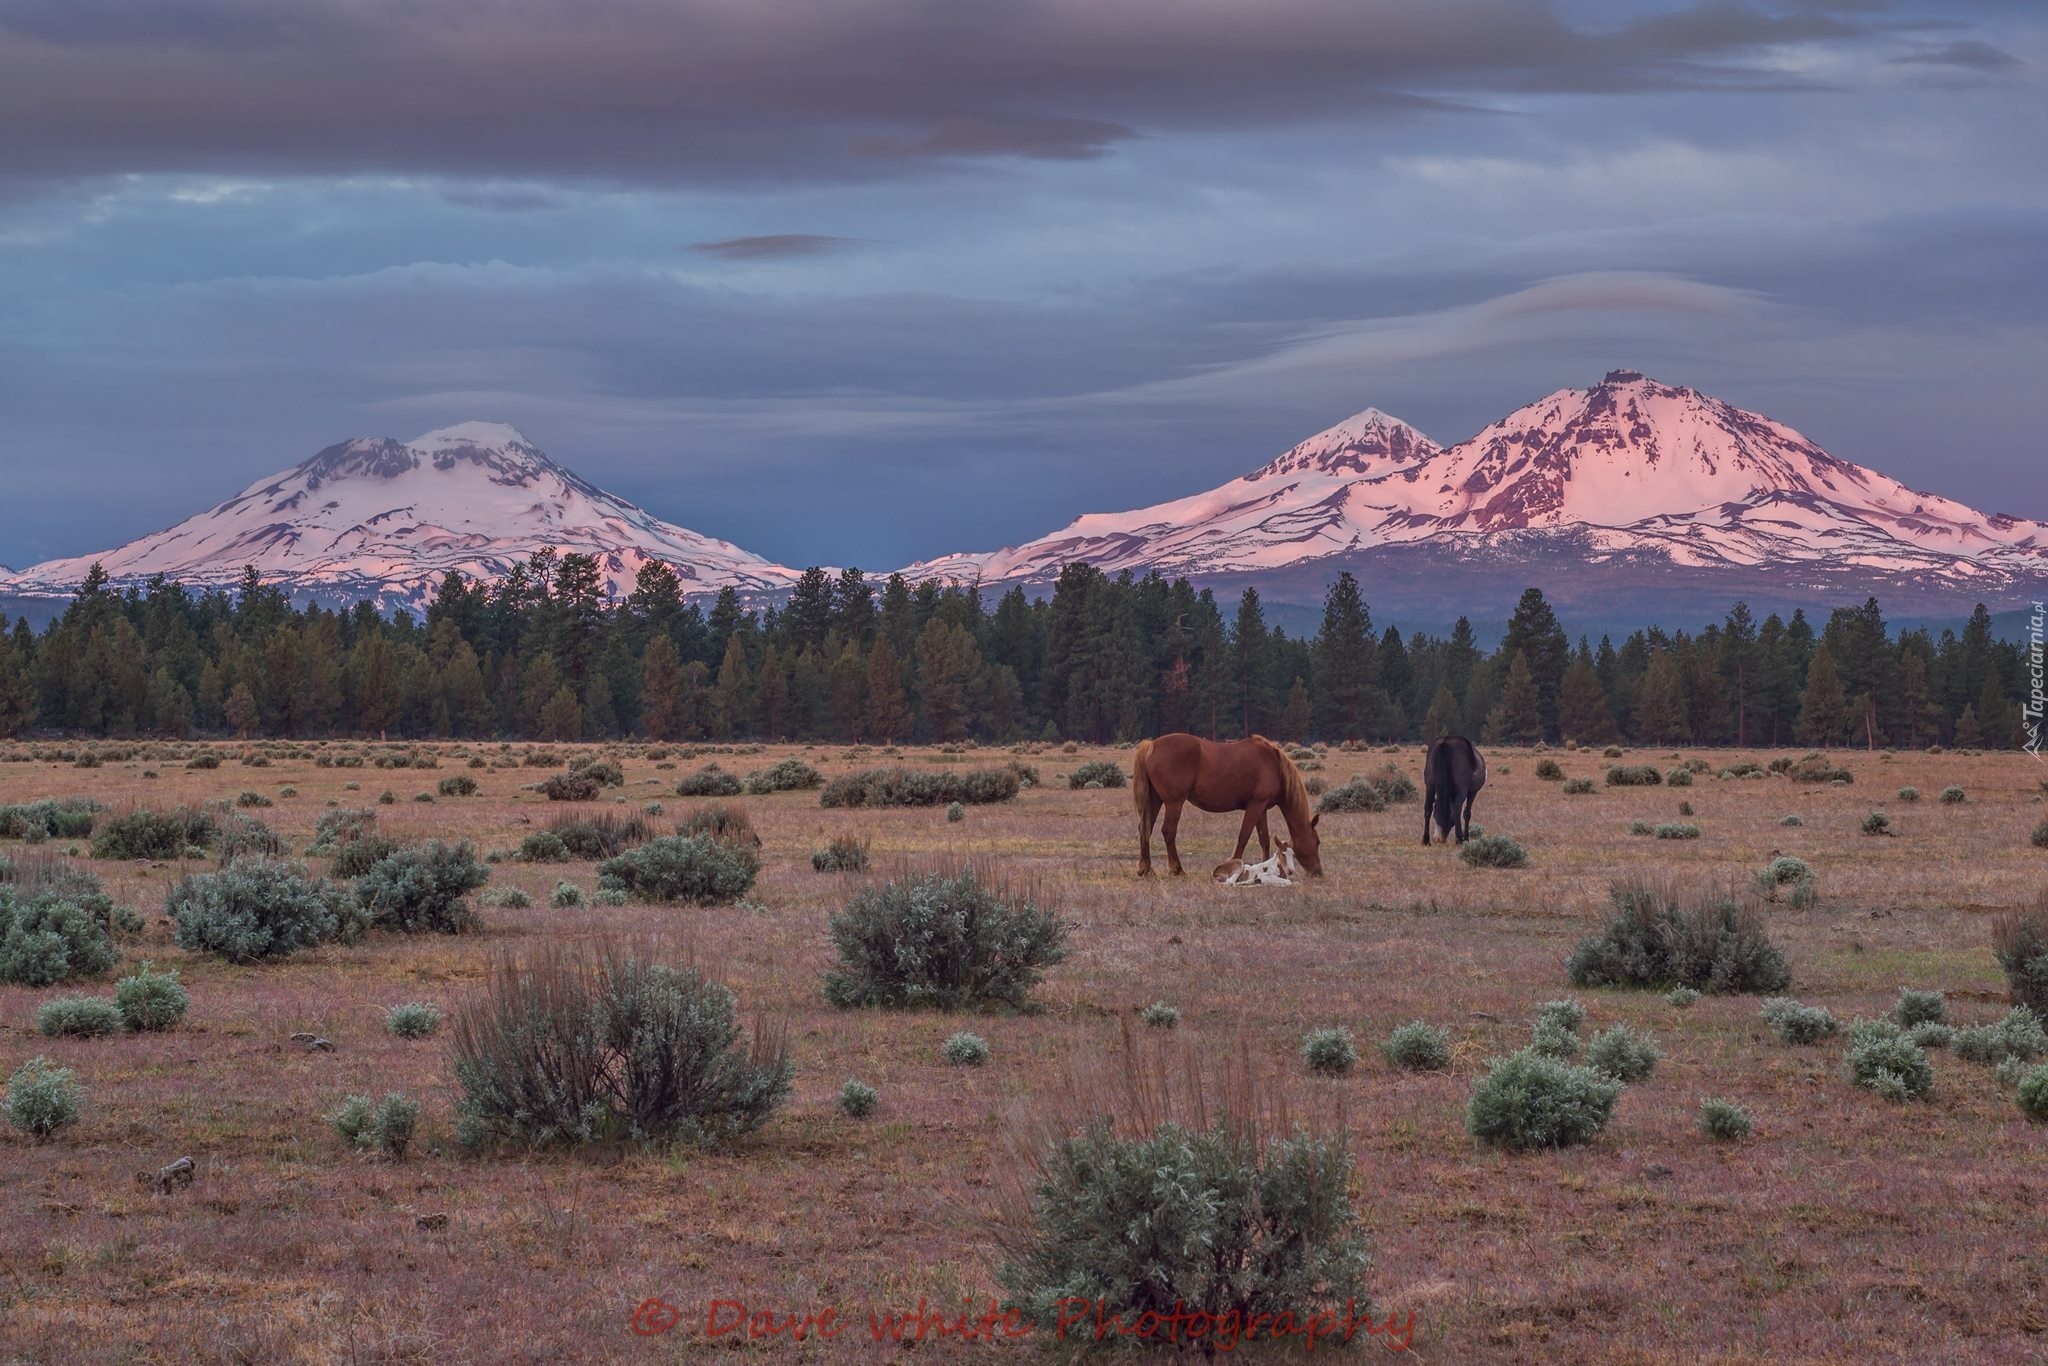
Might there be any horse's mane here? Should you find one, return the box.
[1249,734,1313,827]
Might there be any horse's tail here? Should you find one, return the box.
[1131,739,1155,825]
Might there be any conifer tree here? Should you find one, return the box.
[1795,644,1847,746]
[864,634,911,743]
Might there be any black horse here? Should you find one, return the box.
[1422,735,1486,845]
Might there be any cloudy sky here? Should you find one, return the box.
[1,0,2042,574]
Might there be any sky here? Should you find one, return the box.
[1,0,2043,576]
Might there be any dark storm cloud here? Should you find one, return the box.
[689,235,866,261]
[1890,39,2021,68]
[0,0,1898,189]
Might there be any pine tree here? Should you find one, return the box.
[1953,703,1982,748]
[712,634,752,739]
[864,634,911,743]
[0,637,37,737]
[828,642,866,740]
[755,643,790,738]
[224,682,261,738]
[1487,651,1544,742]
[537,685,583,742]
[1422,682,1461,739]
[1501,588,1568,735]
[1976,675,2012,749]
[1555,658,1614,744]
[1632,651,1691,744]
[1795,644,1847,746]
[1232,588,1272,737]
[639,634,688,740]
[1311,572,1373,740]
[1279,676,1312,742]
[915,619,981,742]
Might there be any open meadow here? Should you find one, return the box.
[2,737,2046,1362]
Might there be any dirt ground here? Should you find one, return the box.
[1,738,2045,1363]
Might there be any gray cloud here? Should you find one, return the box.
[689,234,867,260]
[1890,39,2021,68]
[0,1,1908,191]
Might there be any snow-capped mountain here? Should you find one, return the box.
[0,422,800,610]
[901,371,2048,616]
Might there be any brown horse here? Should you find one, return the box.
[1131,734,1322,878]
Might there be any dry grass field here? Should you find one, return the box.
[2,738,2046,1363]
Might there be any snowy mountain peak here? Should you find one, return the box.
[409,420,535,452]
[899,371,2048,603]
[2,425,800,609]
[1252,406,1439,482]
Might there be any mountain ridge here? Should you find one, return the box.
[5,375,2045,619]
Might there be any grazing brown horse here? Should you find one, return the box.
[1132,734,1322,878]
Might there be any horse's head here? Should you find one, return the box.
[1293,812,1323,876]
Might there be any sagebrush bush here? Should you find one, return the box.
[0,798,100,840]
[1939,785,1966,805]
[354,841,490,934]
[674,764,744,797]
[1845,1019,1933,1100]
[6,1056,83,1139]
[546,812,651,859]
[744,758,823,794]
[91,806,216,860]
[1699,1097,1753,1141]
[328,1092,419,1158]
[1666,986,1700,1008]
[550,880,584,909]
[0,880,122,987]
[217,811,286,863]
[1606,765,1662,787]
[1140,1001,1180,1029]
[2033,820,2048,849]
[1066,760,1127,790]
[1896,786,1920,803]
[115,960,189,1031]
[820,766,1021,808]
[1562,777,1594,795]
[1908,1022,1955,1049]
[1762,997,1838,1045]
[480,885,532,909]
[540,771,601,801]
[996,1117,1371,1341]
[595,834,759,906]
[437,774,479,797]
[1567,878,1790,994]
[811,835,870,873]
[1315,777,1386,814]
[1534,759,1564,781]
[823,864,1069,1010]
[1460,833,1528,868]
[1653,823,1701,840]
[334,834,405,880]
[37,995,124,1038]
[1780,814,1804,827]
[1790,757,1854,784]
[1861,811,1891,837]
[517,830,571,863]
[1380,1020,1450,1072]
[385,1001,442,1039]
[839,1078,879,1118]
[1628,820,1653,836]
[169,858,365,962]
[675,803,759,848]
[943,1031,991,1066]
[1465,1049,1623,1150]
[946,800,965,823]
[1584,1024,1660,1082]
[305,807,376,855]
[2016,1064,2048,1121]
[452,940,790,1148]
[1991,901,2048,1017]
[1952,1006,2048,1066]
[1302,1027,1358,1075]
[1892,988,1947,1028]
[234,790,272,809]
[1754,856,1818,910]
[1666,767,1694,787]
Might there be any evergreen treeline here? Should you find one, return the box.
[0,556,2032,750]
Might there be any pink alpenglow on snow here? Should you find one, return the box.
[899,371,2048,593]
[0,423,801,609]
